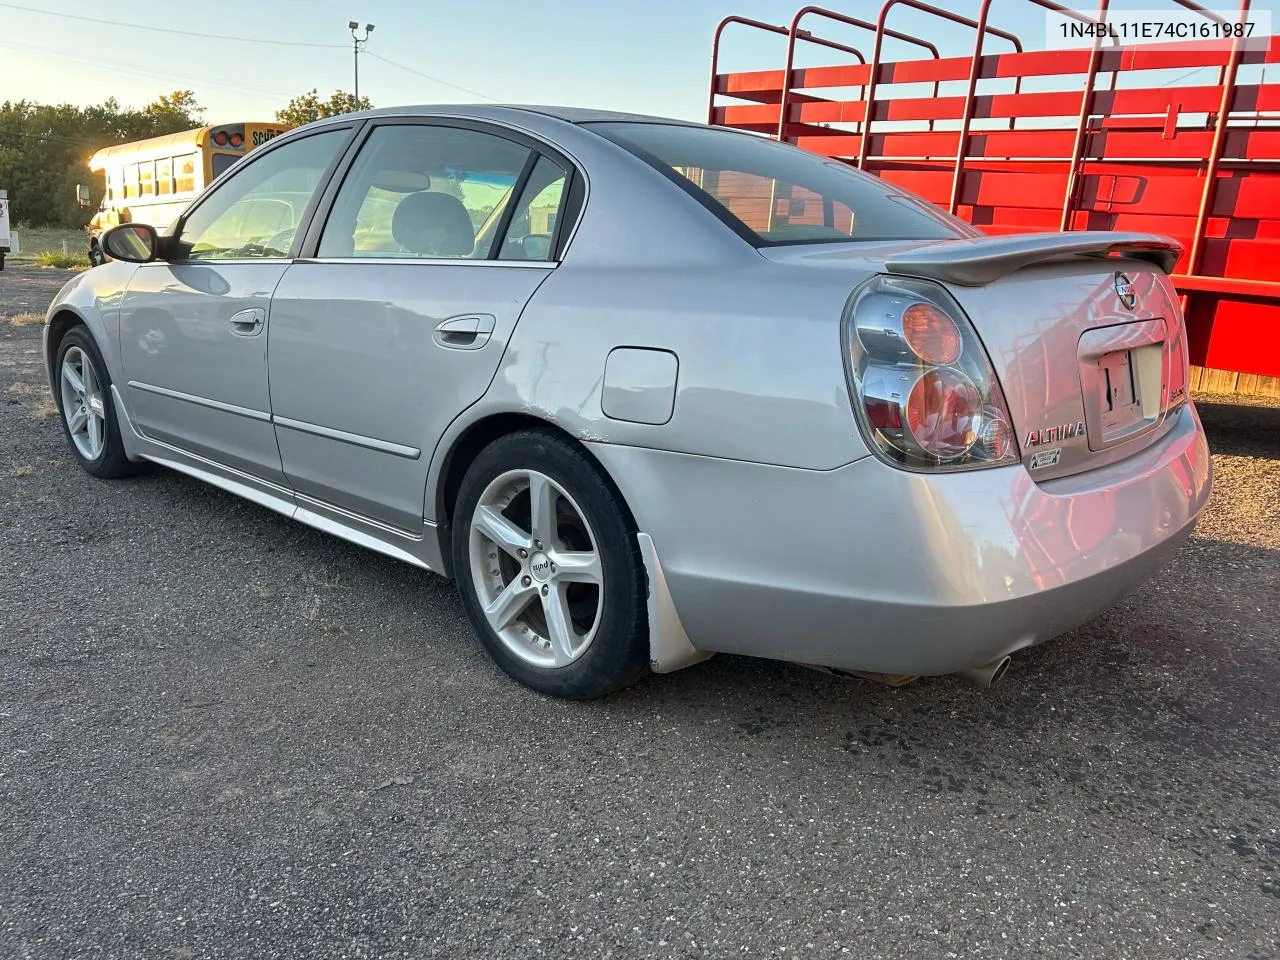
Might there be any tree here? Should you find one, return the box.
[276,89,373,127]
[0,91,205,228]
[142,90,205,131]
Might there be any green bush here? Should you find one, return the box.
[35,251,90,269]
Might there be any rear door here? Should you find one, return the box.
[266,119,575,532]
[118,126,352,484]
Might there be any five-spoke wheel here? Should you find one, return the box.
[453,430,649,699]
[469,468,605,669]
[53,327,143,479]
[59,345,107,461]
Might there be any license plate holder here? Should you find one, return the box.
[1077,320,1167,452]
[1098,348,1142,435]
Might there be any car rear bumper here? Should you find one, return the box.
[587,403,1212,676]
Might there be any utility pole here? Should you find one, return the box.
[348,21,375,104]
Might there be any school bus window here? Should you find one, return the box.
[157,158,172,195]
[212,153,239,179]
[140,161,155,196]
[176,155,197,193]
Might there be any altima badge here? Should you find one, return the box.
[1025,421,1085,447]
[1115,272,1136,310]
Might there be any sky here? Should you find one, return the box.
[5,0,1279,124]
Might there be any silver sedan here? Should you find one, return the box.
[44,106,1212,698]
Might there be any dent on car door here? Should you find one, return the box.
[267,122,572,533]
[118,128,351,484]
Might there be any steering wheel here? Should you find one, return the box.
[263,227,297,254]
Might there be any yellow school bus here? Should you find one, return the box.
[85,121,292,263]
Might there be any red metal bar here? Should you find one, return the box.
[1188,0,1253,277]
[858,0,1026,173]
[708,15,872,125]
[947,0,1099,214]
[709,4,1280,380]
[1060,2,1111,230]
[776,6,942,143]
[709,17,789,124]
[1173,274,1280,299]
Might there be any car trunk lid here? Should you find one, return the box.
[762,232,1189,480]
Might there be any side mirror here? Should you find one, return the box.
[521,234,553,260]
[75,184,93,208]
[102,223,159,263]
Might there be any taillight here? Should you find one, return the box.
[842,274,1019,472]
[905,367,981,459]
[901,303,961,365]
[229,133,244,148]
[213,131,229,146]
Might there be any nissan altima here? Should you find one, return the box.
[43,105,1212,698]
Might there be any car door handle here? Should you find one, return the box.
[229,308,266,337]
[434,314,495,351]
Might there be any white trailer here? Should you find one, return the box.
[0,189,10,270]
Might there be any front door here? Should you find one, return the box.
[267,122,573,532]
[119,127,351,484]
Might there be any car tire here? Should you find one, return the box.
[53,327,145,479]
[451,428,650,699]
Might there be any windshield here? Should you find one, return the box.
[590,122,970,247]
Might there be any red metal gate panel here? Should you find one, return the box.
[709,4,1280,378]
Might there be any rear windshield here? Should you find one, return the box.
[589,122,968,247]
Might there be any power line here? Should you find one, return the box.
[365,53,498,102]
[0,39,296,102]
[0,130,102,147]
[0,1,345,48]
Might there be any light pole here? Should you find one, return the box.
[348,20,375,104]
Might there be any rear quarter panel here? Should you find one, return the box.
[466,258,872,469]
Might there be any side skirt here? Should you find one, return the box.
[111,386,446,573]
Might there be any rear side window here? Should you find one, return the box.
[498,155,567,261]
[590,121,968,247]
[317,124,532,260]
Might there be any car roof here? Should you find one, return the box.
[308,104,706,128]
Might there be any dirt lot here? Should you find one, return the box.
[2,263,1278,959]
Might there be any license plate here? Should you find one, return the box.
[1098,349,1142,434]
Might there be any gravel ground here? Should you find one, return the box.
[2,264,1278,960]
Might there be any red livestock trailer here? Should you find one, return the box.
[708,0,1280,390]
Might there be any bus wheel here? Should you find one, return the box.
[89,242,105,267]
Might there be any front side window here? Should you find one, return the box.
[590,122,970,246]
[178,129,347,260]
[317,124,532,259]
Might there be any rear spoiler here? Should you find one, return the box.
[883,231,1182,286]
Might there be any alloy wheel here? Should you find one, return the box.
[59,346,107,461]
[467,469,605,669]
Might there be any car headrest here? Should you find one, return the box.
[391,191,475,258]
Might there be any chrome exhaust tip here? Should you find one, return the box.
[956,655,1012,688]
